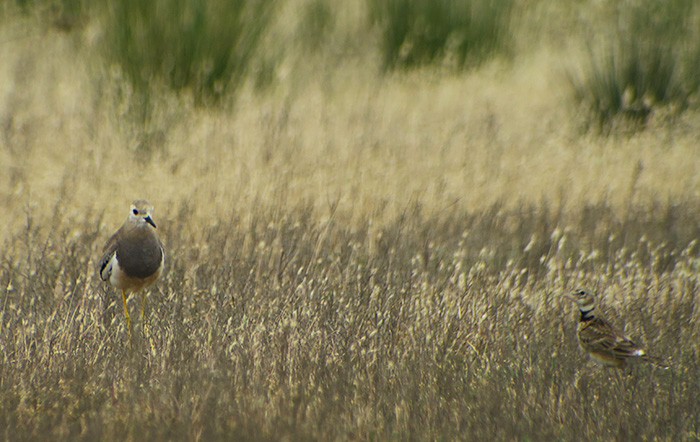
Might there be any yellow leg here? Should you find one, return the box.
[141,291,152,336]
[141,291,155,352]
[140,291,147,322]
[121,289,132,338]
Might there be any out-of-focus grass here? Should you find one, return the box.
[295,0,335,54]
[368,0,514,70]
[569,0,700,132]
[101,0,279,111]
[1,202,699,440]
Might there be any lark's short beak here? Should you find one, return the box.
[145,216,157,228]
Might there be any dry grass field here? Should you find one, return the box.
[1,1,700,440]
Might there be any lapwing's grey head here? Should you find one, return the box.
[128,199,156,228]
[564,288,596,312]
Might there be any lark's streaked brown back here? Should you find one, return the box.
[565,289,668,369]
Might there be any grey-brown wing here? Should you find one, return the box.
[97,231,119,281]
[154,234,165,268]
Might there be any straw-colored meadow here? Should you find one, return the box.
[1,1,699,440]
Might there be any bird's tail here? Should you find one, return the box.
[641,354,670,369]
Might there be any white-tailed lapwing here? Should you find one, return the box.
[98,199,164,337]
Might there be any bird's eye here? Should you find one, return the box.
[132,209,138,215]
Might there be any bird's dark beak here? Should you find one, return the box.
[145,216,157,228]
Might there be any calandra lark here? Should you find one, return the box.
[564,289,668,368]
[98,199,164,337]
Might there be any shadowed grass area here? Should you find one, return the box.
[368,0,514,70]
[1,202,699,440]
[569,0,700,132]
[102,0,279,110]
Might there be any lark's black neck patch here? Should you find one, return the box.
[579,307,595,322]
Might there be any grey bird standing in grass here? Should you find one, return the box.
[98,199,164,337]
[565,289,668,369]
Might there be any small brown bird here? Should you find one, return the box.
[565,289,668,368]
[98,200,164,336]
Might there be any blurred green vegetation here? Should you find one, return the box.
[296,0,335,53]
[96,0,700,134]
[11,0,90,31]
[101,0,279,108]
[6,0,700,135]
[13,0,85,15]
[368,0,514,70]
[570,0,700,132]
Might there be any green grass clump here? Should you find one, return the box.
[296,0,335,53]
[570,0,700,132]
[368,0,514,71]
[102,0,278,106]
[9,0,90,31]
